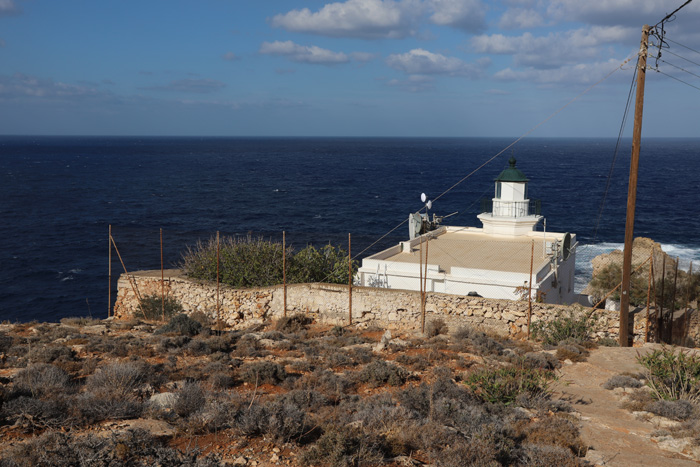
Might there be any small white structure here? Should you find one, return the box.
[357,157,578,304]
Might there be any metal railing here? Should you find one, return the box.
[480,199,541,217]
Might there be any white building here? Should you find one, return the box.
[357,157,577,304]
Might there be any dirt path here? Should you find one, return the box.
[556,344,699,466]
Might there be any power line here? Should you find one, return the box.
[654,0,695,28]
[351,57,633,262]
[655,68,700,92]
[593,60,638,243]
[666,37,700,57]
[430,58,630,206]
[659,58,700,80]
[662,48,700,68]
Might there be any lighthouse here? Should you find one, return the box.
[477,157,543,236]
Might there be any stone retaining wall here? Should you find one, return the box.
[115,270,648,344]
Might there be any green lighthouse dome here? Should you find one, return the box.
[495,157,528,182]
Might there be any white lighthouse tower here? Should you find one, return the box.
[477,157,543,236]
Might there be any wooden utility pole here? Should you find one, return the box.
[619,24,651,347]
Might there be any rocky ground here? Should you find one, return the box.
[0,314,699,466]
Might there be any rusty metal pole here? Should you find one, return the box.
[108,224,112,318]
[645,251,653,342]
[419,235,424,333]
[619,24,651,347]
[527,240,534,339]
[348,233,352,326]
[283,231,287,318]
[422,236,429,334]
[217,231,221,333]
[111,235,144,313]
[659,255,666,343]
[160,228,164,321]
[670,258,679,344]
[683,262,693,346]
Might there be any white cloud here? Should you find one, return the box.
[498,7,543,30]
[387,74,435,92]
[222,52,238,61]
[428,0,486,33]
[0,0,19,16]
[547,0,700,26]
[494,58,626,85]
[386,48,486,77]
[471,26,634,69]
[141,79,227,94]
[269,0,422,39]
[0,73,102,99]
[260,40,350,65]
[350,51,377,62]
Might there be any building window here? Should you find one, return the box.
[496,182,501,198]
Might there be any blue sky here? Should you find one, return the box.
[1,0,699,137]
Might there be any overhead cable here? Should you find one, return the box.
[655,69,700,92]
[592,61,638,243]
[666,38,700,57]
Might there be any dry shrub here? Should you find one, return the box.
[425,318,449,338]
[516,416,587,457]
[13,363,72,398]
[2,396,73,430]
[602,375,643,390]
[646,399,695,421]
[174,381,206,418]
[395,353,430,372]
[27,345,76,364]
[275,313,312,334]
[520,444,582,467]
[556,344,588,362]
[522,352,561,371]
[355,359,408,388]
[0,428,220,466]
[155,313,202,336]
[299,426,385,467]
[621,388,655,412]
[239,361,287,385]
[85,361,148,400]
[453,325,503,356]
[295,368,356,399]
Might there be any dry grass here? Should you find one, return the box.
[0,317,587,466]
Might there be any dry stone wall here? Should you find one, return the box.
[114,270,648,344]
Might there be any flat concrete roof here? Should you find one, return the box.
[370,226,565,274]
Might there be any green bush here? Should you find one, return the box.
[530,307,595,346]
[588,262,648,305]
[464,365,555,405]
[137,294,183,321]
[637,347,700,402]
[180,235,358,287]
[288,244,356,285]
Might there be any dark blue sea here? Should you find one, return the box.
[1,136,699,322]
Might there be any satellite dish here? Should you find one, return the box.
[408,212,423,239]
[562,233,572,260]
[421,193,427,203]
[426,200,432,210]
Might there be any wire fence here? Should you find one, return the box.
[586,244,699,345]
[109,225,700,346]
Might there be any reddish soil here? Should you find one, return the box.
[558,344,700,466]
